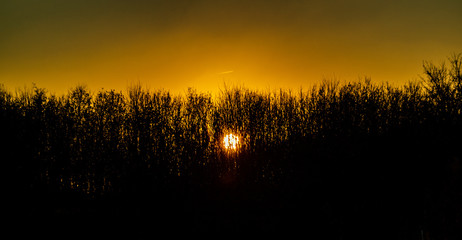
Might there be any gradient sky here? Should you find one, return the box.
[1,0,461,95]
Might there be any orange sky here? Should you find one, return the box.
[1,0,461,96]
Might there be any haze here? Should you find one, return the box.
[1,0,461,95]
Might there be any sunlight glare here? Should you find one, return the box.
[223,133,239,151]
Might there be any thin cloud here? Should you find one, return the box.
[218,70,234,75]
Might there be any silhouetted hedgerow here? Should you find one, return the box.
[2,54,462,236]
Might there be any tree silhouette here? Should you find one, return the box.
[2,54,461,237]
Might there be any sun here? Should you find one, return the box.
[223,133,240,151]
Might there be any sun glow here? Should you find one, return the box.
[223,133,240,151]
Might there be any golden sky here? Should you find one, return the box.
[1,0,461,95]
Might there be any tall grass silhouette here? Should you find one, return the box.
[2,54,461,236]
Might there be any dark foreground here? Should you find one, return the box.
[9,148,462,239]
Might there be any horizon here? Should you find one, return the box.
[0,75,429,100]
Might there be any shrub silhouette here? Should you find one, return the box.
[2,54,461,236]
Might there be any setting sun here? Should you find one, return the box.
[2,0,462,236]
[223,133,240,151]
